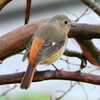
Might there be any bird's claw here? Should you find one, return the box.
[75,69,81,73]
[75,56,87,74]
[80,56,87,70]
[52,64,60,71]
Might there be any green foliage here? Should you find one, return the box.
[0,92,50,100]
[17,93,50,100]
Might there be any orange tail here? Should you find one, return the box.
[20,64,36,89]
[21,37,45,89]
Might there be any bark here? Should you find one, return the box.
[0,0,12,11]
[0,70,100,86]
[81,0,100,16]
[0,21,99,66]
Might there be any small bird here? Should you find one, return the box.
[20,15,71,89]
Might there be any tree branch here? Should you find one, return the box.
[0,0,12,11]
[0,20,47,60]
[0,0,100,66]
[81,0,100,16]
[0,0,100,87]
[70,23,100,39]
[0,70,100,86]
[25,0,32,24]
[0,21,100,66]
[75,39,100,66]
[64,49,83,59]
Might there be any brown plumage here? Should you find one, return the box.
[21,15,71,89]
[20,38,45,89]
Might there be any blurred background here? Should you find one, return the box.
[0,0,100,100]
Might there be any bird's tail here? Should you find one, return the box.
[20,64,36,89]
[21,37,45,89]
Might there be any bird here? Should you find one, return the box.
[20,15,71,89]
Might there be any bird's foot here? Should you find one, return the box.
[80,56,87,69]
[75,56,87,74]
[52,64,59,71]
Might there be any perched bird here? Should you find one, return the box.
[20,15,71,89]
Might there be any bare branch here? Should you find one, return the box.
[0,0,12,11]
[56,83,76,100]
[64,49,83,59]
[69,23,100,39]
[81,0,100,16]
[0,21,100,66]
[25,0,32,24]
[75,39,100,66]
[0,85,17,97]
[0,20,49,60]
[75,8,89,22]
[77,83,88,100]
[0,70,100,86]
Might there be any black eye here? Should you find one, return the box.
[64,20,68,24]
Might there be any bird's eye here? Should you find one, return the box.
[64,20,68,24]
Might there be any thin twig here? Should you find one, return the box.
[77,82,88,100]
[75,8,89,22]
[25,0,32,24]
[0,69,19,97]
[0,85,17,97]
[56,83,77,100]
[81,0,100,16]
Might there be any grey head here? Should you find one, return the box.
[34,15,71,42]
[49,15,71,33]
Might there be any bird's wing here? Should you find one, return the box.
[38,39,65,61]
[22,37,33,61]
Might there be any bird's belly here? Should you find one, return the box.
[40,46,65,64]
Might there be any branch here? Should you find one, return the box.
[0,0,12,11]
[0,20,47,60]
[73,0,100,67]
[71,24,100,67]
[0,21,99,66]
[25,0,32,24]
[70,23,100,39]
[81,0,100,16]
[64,49,83,59]
[75,39,100,66]
[0,70,100,86]
[0,84,17,96]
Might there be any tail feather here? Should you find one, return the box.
[21,37,44,89]
[20,64,35,89]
